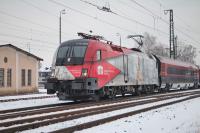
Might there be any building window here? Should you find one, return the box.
[4,57,8,63]
[28,69,32,86]
[0,68,4,87]
[7,69,12,87]
[21,69,25,86]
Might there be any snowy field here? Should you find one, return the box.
[0,89,199,111]
[0,89,200,133]
[77,97,200,133]
[19,95,200,133]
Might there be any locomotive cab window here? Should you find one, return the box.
[96,50,101,61]
[56,40,88,66]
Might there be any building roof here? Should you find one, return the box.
[0,44,43,61]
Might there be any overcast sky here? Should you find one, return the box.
[0,0,200,68]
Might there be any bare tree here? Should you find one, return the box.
[143,32,156,55]
[143,32,196,64]
[151,43,169,57]
[143,32,168,57]
[176,41,196,63]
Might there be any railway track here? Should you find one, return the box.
[0,90,200,133]
[0,89,197,119]
[0,102,74,114]
[52,94,200,133]
[0,88,198,115]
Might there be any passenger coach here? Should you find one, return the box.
[157,57,199,90]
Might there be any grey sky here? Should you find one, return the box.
[0,0,200,68]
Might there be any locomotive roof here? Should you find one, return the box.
[60,39,89,47]
[158,56,198,69]
[60,38,145,55]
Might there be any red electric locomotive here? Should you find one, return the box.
[45,33,199,101]
[46,33,159,100]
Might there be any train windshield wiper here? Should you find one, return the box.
[61,47,71,65]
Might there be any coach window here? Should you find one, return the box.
[97,50,101,61]
[0,68,4,87]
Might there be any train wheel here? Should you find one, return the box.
[108,88,116,99]
[194,83,198,89]
[92,95,100,102]
[135,86,142,96]
[120,87,125,97]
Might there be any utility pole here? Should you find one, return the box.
[164,9,175,59]
[59,9,66,45]
[175,35,178,59]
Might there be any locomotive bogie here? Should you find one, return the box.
[47,77,98,100]
[160,83,195,91]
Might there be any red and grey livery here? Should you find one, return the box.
[45,33,199,100]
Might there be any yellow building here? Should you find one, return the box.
[0,44,43,96]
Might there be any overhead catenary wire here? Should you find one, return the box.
[117,0,200,48]
[0,23,57,37]
[151,0,200,46]
[153,0,199,34]
[0,1,89,52]
[20,0,90,32]
[0,32,57,46]
[46,0,200,48]
[0,10,56,32]
[117,0,155,18]
[0,39,57,59]
[0,0,199,51]
[109,4,169,36]
[77,0,169,36]
[0,40,56,52]
[48,0,138,34]
[0,9,70,36]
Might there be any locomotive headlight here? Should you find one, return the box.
[51,67,55,77]
[82,68,88,77]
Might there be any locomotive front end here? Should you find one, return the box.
[45,39,98,100]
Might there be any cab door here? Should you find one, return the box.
[123,54,129,83]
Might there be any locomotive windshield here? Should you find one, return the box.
[55,39,88,66]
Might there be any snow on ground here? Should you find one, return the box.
[0,89,199,111]
[0,88,73,111]
[77,97,200,133]
[0,97,70,111]
[0,88,48,100]
[0,89,200,132]
[0,98,157,123]
[20,95,198,133]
